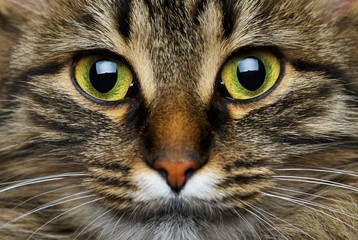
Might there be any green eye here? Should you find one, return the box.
[220,50,280,100]
[75,55,133,102]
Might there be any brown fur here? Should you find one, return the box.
[0,0,357,239]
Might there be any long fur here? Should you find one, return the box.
[0,0,358,239]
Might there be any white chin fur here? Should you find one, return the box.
[132,168,224,202]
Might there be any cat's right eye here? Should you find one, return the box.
[74,55,133,102]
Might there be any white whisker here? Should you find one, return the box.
[1,191,94,230]
[264,192,358,231]
[99,211,118,239]
[13,184,81,209]
[268,191,358,221]
[74,208,113,240]
[244,206,287,240]
[275,168,358,178]
[273,176,358,193]
[27,197,105,240]
[233,209,261,240]
[273,186,358,207]
[0,173,86,192]
[111,209,128,239]
[250,205,314,239]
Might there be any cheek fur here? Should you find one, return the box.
[0,0,358,239]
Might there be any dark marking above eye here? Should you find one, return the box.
[194,0,208,25]
[89,60,118,93]
[221,0,236,38]
[116,0,132,38]
[77,13,96,30]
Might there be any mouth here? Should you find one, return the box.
[98,191,254,225]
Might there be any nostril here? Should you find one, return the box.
[153,158,201,192]
[157,168,168,179]
[184,168,196,179]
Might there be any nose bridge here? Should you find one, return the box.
[144,91,209,163]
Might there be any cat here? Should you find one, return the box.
[0,0,358,239]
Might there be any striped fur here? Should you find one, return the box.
[0,0,357,239]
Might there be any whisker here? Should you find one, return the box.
[74,208,113,240]
[233,209,262,240]
[263,192,358,231]
[99,211,119,239]
[272,186,358,207]
[268,191,358,221]
[275,168,358,178]
[27,197,105,240]
[244,206,287,240]
[0,172,86,192]
[273,176,358,193]
[111,210,128,239]
[250,205,314,239]
[13,184,81,209]
[1,191,93,230]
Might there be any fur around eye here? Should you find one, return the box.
[1,0,358,239]
[74,55,133,102]
[220,50,280,100]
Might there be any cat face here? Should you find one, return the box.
[0,0,358,239]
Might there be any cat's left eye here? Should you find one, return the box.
[74,55,133,102]
[220,50,281,101]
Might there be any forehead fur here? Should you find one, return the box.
[7,0,356,108]
[13,0,358,71]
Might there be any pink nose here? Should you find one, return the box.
[153,158,200,192]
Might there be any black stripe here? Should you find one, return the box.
[39,138,87,149]
[23,62,64,78]
[220,175,267,187]
[143,0,155,20]
[27,92,92,134]
[116,0,132,38]
[0,62,64,127]
[224,160,264,172]
[221,0,236,38]
[8,62,64,97]
[0,12,19,33]
[271,135,358,146]
[0,137,85,164]
[96,191,132,204]
[97,177,131,188]
[234,160,264,168]
[6,62,64,98]
[230,191,261,201]
[76,13,97,31]
[0,142,41,163]
[194,0,208,25]
[89,163,130,174]
[292,60,358,98]
[0,109,13,127]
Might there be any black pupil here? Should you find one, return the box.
[237,57,266,91]
[89,60,118,93]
